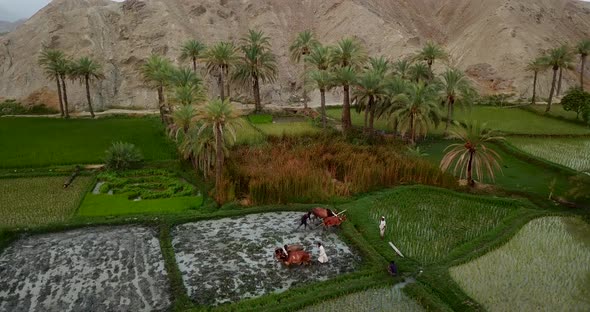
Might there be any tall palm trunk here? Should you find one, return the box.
[225,68,231,101]
[557,67,563,97]
[320,88,327,128]
[445,96,455,130]
[60,75,70,119]
[55,74,64,117]
[215,123,224,204]
[546,67,558,112]
[531,71,538,105]
[342,85,352,130]
[581,55,587,91]
[302,61,308,109]
[84,75,95,118]
[192,57,197,73]
[409,113,415,145]
[253,74,262,113]
[157,85,165,123]
[219,69,225,101]
[467,150,475,186]
[363,101,369,132]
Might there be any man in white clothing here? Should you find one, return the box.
[379,216,386,240]
[317,242,328,263]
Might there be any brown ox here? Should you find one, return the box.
[274,248,311,266]
[310,207,336,222]
[322,215,347,228]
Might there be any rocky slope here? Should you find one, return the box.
[0,19,24,33]
[0,0,589,111]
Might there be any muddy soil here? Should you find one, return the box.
[172,212,361,305]
[0,226,170,312]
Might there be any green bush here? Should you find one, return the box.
[0,100,58,116]
[104,142,143,170]
[561,87,590,120]
[248,114,273,124]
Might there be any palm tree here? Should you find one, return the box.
[415,42,448,75]
[541,46,575,112]
[180,40,207,72]
[438,68,473,130]
[194,99,241,203]
[169,104,197,141]
[204,41,238,101]
[526,57,546,105]
[408,62,432,83]
[440,121,504,187]
[170,67,203,88]
[576,39,590,91]
[306,45,332,71]
[308,70,333,128]
[170,84,206,107]
[141,54,173,122]
[367,56,390,77]
[289,30,319,109]
[234,30,278,113]
[57,58,73,119]
[389,82,441,145]
[353,69,387,133]
[38,49,66,117]
[332,38,366,130]
[379,77,410,135]
[392,59,412,80]
[71,57,105,118]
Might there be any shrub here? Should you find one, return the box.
[104,142,143,170]
[561,87,590,120]
[0,100,58,116]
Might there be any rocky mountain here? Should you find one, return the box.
[0,0,589,111]
[0,19,24,34]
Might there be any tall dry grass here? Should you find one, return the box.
[225,136,457,204]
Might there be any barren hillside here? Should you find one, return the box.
[0,0,589,111]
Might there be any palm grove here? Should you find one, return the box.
[38,31,590,201]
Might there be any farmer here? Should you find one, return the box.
[379,216,386,240]
[282,244,289,258]
[387,260,398,277]
[297,212,312,230]
[317,242,329,264]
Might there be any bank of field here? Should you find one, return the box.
[0,117,176,168]
[450,217,590,311]
[509,137,590,171]
[341,186,523,264]
[453,106,590,135]
[0,176,93,228]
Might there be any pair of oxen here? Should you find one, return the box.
[274,208,347,266]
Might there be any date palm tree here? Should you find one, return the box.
[192,99,241,203]
[38,49,66,117]
[180,39,207,72]
[204,41,238,101]
[71,57,105,118]
[526,57,546,105]
[289,30,319,109]
[57,58,73,119]
[234,30,278,113]
[408,62,432,83]
[306,45,332,71]
[389,82,441,145]
[576,39,590,91]
[169,103,197,141]
[141,54,173,122]
[170,67,203,88]
[307,70,333,128]
[331,38,367,130]
[353,69,387,133]
[392,59,412,80]
[438,68,473,130]
[541,45,575,112]
[415,42,448,76]
[440,121,504,187]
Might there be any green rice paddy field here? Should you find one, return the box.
[508,137,590,171]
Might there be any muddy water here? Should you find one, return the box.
[172,212,361,305]
[0,227,170,312]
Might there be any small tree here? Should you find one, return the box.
[104,142,143,170]
[289,30,319,109]
[561,87,590,120]
[141,54,173,122]
[38,49,66,117]
[440,121,504,186]
[71,57,105,118]
[180,40,207,72]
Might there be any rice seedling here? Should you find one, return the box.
[254,122,320,137]
[0,176,93,228]
[360,187,520,264]
[509,137,590,171]
[298,287,424,312]
[450,217,590,312]
[234,119,266,145]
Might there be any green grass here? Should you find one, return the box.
[247,114,273,124]
[508,137,590,171]
[0,176,93,228]
[234,118,266,145]
[77,193,203,217]
[0,117,176,168]
[528,104,581,121]
[298,287,424,312]
[454,106,590,135]
[450,217,590,311]
[340,186,522,264]
[254,122,319,137]
[421,139,574,198]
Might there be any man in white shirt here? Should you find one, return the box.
[379,216,386,240]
